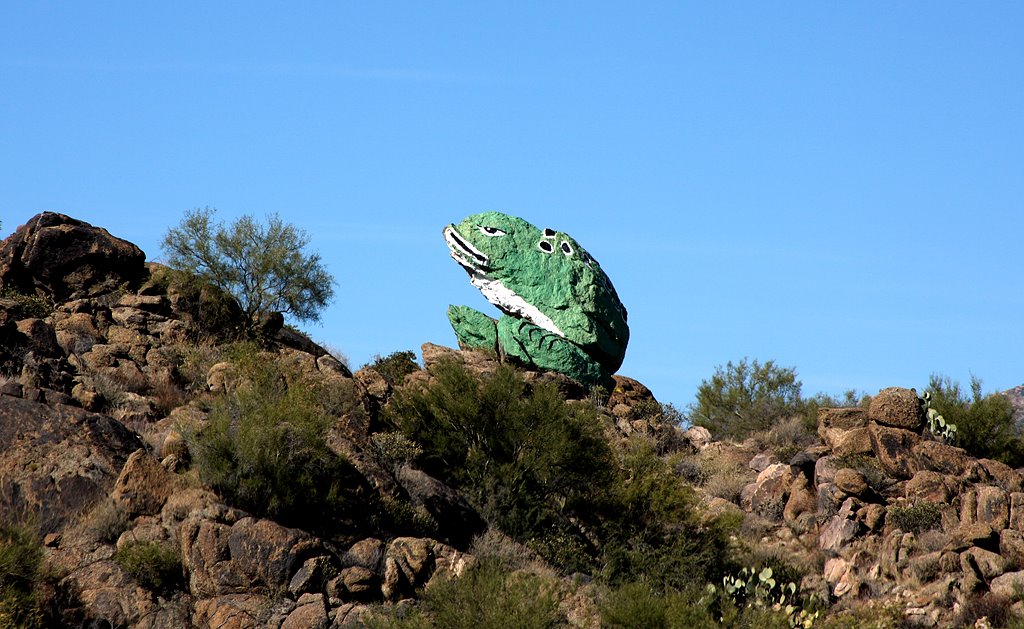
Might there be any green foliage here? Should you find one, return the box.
[186,347,371,533]
[888,502,942,534]
[367,350,420,387]
[113,541,183,594]
[162,207,335,327]
[370,559,562,629]
[600,581,795,629]
[0,521,44,629]
[386,360,616,559]
[387,359,736,588]
[0,289,53,320]
[600,440,735,592]
[690,358,804,440]
[927,374,1022,465]
[710,566,819,628]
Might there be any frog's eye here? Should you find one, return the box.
[560,241,573,256]
[479,226,506,237]
[542,228,556,238]
[538,240,554,253]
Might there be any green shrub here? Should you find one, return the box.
[370,559,562,629]
[689,358,803,440]
[385,360,616,567]
[0,289,53,320]
[187,349,373,533]
[113,541,183,594]
[600,581,795,629]
[927,374,1023,466]
[0,521,44,629]
[367,350,420,387]
[888,503,943,534]
[599,440,736,592]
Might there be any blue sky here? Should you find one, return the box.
[2,3,1021,411]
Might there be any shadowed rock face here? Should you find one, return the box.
[0,212,146,301]
[0,396,144,533]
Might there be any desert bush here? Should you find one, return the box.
[0,520,44,629]
[370,558,562,629]
[162,207,334,328]
[888,503,942,534]
[689,358,803,440]
[927,374,1023,466]
[385,360,616,560]
[82,497,130,544]
[698,453,752,504]
[186,348,372,533]
[113,540,183,594]
[366,350,420,387]
[0,289,53,320]
[600,581,796,629]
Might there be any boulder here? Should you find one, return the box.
[381,537,435,600]
[111,448,180,517]
[834,468,870,498]
[0,396,144,533]
[395,464,486,547]
[281,593,328,629]
[911,440,969,476]
[868,422,921,479]
[819,499,861,555]
[227,517,323,590]
[868,387,924,431]
[0,212,146,300]
[905,471,954,504]
[740,463,793,517]
[818,407,873,456]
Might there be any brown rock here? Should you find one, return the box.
[381,537,435,600]
[281,593,328,629]
[868,387,924,431]
[962,546,1007,580]
[1011,493,1024,531]
[111,448,179,517]
[343,538,385,571]
[193,594,267,629]
[905,470,953,504]
[227,517,322,590]
[818,407,873,455]
[1000,530,1024,570]
[332,566,380,601]
[0,212,146,300]
[868,422,921,479]
[15,318,61,357]
[991,570,1024,598]
[834,468,870,497]
[819,499,861,555]
[354,367,390,400]
[912,440,969,476]
[0,396,144,534]
[978,458,1024,493]
[740,463,793,516]
[975,485,1010,531]
[784,474,818,522]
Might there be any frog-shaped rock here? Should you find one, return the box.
[443,211,629,386]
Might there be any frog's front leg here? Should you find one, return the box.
[448,305,499,352]
[497,316,606,386]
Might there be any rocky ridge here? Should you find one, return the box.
[0,212,1022,627]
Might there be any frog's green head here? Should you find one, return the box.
[443,211,628,366]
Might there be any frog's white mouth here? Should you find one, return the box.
[444,226,488,270]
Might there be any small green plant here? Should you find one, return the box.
[366,350,420,387]
[888,502,942,534]
[919,392,957,441]
[370,431,423,469]
[0,289,53,320]
[369,558,562,629]
[0,520,44,629]
[689,358,804,440]
[926,374,1022,465]
[113,540,183,594]
[708,566,819,628]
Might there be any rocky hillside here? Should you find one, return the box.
[1,212,1023,628]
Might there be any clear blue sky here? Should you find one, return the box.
[2,3,1021,411]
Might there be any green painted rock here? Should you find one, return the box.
[443,211,629,386]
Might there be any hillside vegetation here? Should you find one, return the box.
[0,211,1023,628]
